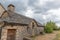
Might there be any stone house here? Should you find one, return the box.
[0,3,44,40]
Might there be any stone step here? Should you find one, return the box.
[25,37,32,40]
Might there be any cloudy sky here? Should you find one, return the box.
[0,0,60,26]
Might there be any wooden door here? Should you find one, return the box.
[7,29,16,40]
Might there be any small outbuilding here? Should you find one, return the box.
[0,3,44,40]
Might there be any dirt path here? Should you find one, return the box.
[34,31,59,40]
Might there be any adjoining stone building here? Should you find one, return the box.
[0,3,44,40]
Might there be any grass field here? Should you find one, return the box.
[53,31,60,40]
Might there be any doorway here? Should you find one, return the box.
[7,29,16,40]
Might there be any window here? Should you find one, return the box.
[32,23,34,29]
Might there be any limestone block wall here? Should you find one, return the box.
[21,26,29,37]
[27,27,32,36]
[36,27,44,35]
[1,25,27,40]
[28,20,38,36]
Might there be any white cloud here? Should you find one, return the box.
[25,7,34,18]
[2,0,18,2]
[37,0,54,6]
[45,8,60,26]
[47,8,60,21]
[42,15,47,20]
[34,8,60,25]
[47,8,60,16]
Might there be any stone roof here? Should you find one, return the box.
[0,11,33,24]
[37,22,44,27]
[0,10,44,27]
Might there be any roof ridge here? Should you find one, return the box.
[0,3,6,10]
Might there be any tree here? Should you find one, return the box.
[44,21,57,33]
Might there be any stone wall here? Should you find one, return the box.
[1,25,28,40]
[1,23,44,40]
[28,20,37,36]
[36,27,44,35]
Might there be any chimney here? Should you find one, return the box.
[7,4,15,12]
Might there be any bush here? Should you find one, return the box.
[44,21,57,33]
[52,23,58,30]
[44,26,53,33]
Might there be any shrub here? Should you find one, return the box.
[44,25,53,33]
[44,21,57,33]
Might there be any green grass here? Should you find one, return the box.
[53,32,60,40]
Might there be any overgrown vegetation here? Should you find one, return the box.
[44,21,58,33]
